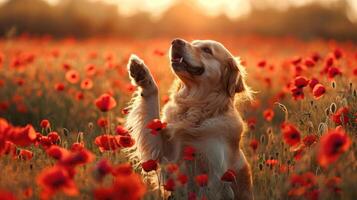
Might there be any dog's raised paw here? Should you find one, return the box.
[128,54,150,85]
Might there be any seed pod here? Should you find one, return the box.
[332,81,336,88]
[318,122,327,135]
[325,108,330,116]
[267,127,272,135]
[259,163,263,171]
[330,103,336,113]
[275,102,289,121]
[88,122,94,129]
[310,101,314,106]
[260,135,265,144]
[77,132,84,143]
[63,128,69,137]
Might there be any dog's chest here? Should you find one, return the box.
[162,102,213,125]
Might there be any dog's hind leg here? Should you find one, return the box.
[126,54,162,161]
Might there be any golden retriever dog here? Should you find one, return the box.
[126,38,253,200]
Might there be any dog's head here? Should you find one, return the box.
[170,38,251,98]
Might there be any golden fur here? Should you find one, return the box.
[126,39,253,200]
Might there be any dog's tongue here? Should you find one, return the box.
[171,57,183,63]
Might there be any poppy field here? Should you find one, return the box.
[0,35,356,200]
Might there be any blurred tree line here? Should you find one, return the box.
[0,0,357,40]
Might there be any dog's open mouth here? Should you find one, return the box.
[170,52,204,76]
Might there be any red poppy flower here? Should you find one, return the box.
[166,163,179,174]
[80,78,93,90]
[291,87,304,100]
[293,148,304,161]
[93,159,113,182]
[71,142,84,152]
[85,64,97,76]
[325,176,342,194]
[263,108,274,122]
[309,78,319,89]
[327,67,342,79]
[146,119,167,135]
[8,125,37,147]
[118,136,135,148]
[46,145,69,160]
[333,48,343,59]
[221,169,236,182]
[325,56,334,68]
[65,69,80,84]
[317,128,351,167]
[188,192,197,200]
[93,188,114,200]
[178,173,188,185]
[0,118,10,147]
[2,141,16,156]
[0,189,17,200]
[48,131,60,144]
[247,117,257,130]
[39,136,53,149]
[97,117,108,128]
[312,84,326,99]
[95,94,117,112]
[294,76,309,88]
[0,52,3,64]
[94,172,146,200]
[195,174,208,187]
[95,135,120,152]
[249,139,259,152]
[331,107,349,125]
[304,58,315,67]
[183,146,196,161]
[141,159,158,172]
[281,123,301,146]
[18,149,34,160]
[302,135,318,147]
[112,163,133,176]
[164,178,175,191]
[54,83,65,91]
[291,56,302,65]
[266,159,278,167]
[115,125,129,136]
[37,166,78,199]
[62,63,71,70]
[23,187,33,198]
[257,60,266,68]
[59,148,94,167]
[40,119,50,129]
[288,172,317,197]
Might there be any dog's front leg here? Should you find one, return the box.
[126,55,162,161]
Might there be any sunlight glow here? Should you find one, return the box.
[0,0,356,22]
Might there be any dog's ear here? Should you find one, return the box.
[224,57,249,97]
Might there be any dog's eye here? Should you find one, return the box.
[201,47,213,55]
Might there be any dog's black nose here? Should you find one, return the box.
[172,38,186,46]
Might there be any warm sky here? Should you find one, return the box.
[1,0,357,21]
